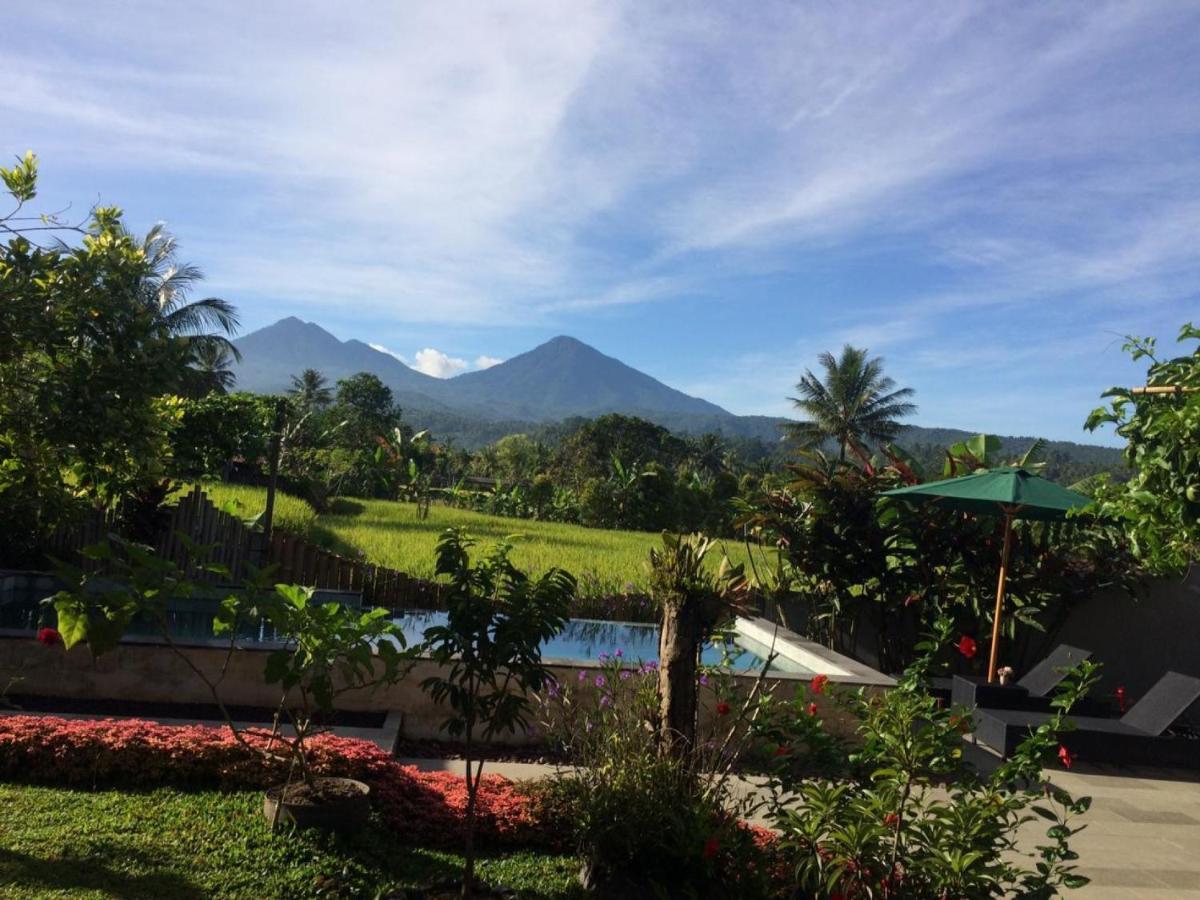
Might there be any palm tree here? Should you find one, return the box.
[289,368,332,409]
[785,345,916,461]
[136,223,241,358]
[187,341,237,396]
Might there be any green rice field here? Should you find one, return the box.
[196,483,765,593]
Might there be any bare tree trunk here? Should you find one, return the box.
[658,595,700,755]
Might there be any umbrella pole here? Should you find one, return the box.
[987,512,1015,683]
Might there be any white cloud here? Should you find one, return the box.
[368,343,407,362]
[474,355,504,370]
[412,348,470,379]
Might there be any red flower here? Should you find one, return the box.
[774,744,790,757]
[883,812,900,828]
[702,836,720,859]
[956,635,978,659]
[806,702,818,717]
[36,628,61,647]
[1057,744,1076,769]
[810,674,829,695]
[715,701,731,716]
[1115,686,1126,713]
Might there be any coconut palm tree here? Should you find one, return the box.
[785,345,916,461]
[186,341,237,396]
[135,223,241,366]
[289,368,333,409]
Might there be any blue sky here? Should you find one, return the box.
[6,2,1199,444]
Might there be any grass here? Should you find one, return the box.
[0,783,583,899]
[197,484,765,593]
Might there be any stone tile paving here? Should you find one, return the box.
[407,757,1200,897]
[1042,762,1200,898]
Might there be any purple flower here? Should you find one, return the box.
[620,670,632,680]
[599,652,609,663]
[594,674,607,688]
[600,694,613,708]
[699,674,709,687]
[614,648,623,659]
[546,682,560,699]
[577,670,587,682]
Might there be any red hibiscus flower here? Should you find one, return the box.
[883,812,900,828]
[806,702,818,717]
[956,635,978,659]
[1115,686,1126,713]
[36,628,61,647]
[702,836,720,859]
[715,701,731,716]
[1057,744,1076,769]
[810,674,829,695]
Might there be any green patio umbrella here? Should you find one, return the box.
[882,467,1091,682]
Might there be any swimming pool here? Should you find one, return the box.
[392,610,813,675]
[0,575,811,675]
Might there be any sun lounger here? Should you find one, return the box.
[951,644,1108,714]
[974,671,1200,767]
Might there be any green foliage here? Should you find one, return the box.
[740,444,1139,672]
[0,784,583,899]
[420,528,575,892]
[0,151,237,563]
[759,617,1097,898]
[1085,323,1200,575]
[170,392,276,479]
[534,654,774,898]
[49,536,408,787]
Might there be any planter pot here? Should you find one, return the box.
[263,776,370,832]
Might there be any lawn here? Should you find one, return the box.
[198,483,766,593]
[0,784,582,899]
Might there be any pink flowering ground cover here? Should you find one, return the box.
[0,715,540,848]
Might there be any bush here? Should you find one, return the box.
[754,618,1097,898]
[534,654,779,898]
[0,716,542,848]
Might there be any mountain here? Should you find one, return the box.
[439,335,730,421]
[229,318,1125,477]
[232,320,730,424]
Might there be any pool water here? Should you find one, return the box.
[393,610,813,675]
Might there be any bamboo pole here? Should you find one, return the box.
[987,511,1015,684]
[1130,385,1199,395]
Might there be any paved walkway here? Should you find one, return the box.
[402,756,1200,897]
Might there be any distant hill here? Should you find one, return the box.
[230,317,1125,478]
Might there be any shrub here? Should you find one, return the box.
[755,617,1097,898]
[0,716,541,848]
[534,653,779,898]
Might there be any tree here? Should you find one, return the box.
[1085,323,1200,576]
[185,341,237,396]
[0,152,203,561]
[650,533,744,755]
[133,222,241,384]
[333,372,400,444]
[785,345,916,461]
[421,530,574,897]
[289,368,333,410]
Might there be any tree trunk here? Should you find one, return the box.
[658,596,700,755]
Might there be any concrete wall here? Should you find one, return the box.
[1046,569,1200,722]
[0,635,876,743]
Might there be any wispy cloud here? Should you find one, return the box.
[4,1,1198,435]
